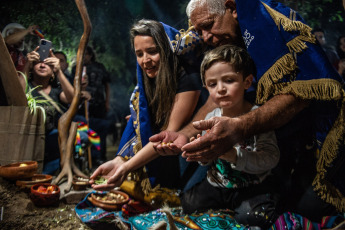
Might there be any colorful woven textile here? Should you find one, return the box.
[75,192,344,230]
[75,192,246,230]
[74,121,100,154]
[270,212,344,230]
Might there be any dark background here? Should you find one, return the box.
[1,0,344,123]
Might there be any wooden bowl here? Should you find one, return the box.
[87,190,129,211]
[72,175,90,191]
[16,174,53,189]
[72,180,89,191]
[0,161,38,180]
[30,183,60,207]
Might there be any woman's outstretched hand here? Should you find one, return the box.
[89,156,126,190]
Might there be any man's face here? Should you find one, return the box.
[190,0,241,47]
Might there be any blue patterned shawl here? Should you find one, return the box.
[236,0,345,211]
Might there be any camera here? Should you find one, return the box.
[38,39,52,61]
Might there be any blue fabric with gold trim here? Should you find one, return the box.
[236,0,345,211]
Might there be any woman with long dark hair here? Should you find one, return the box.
[90,19,205,192]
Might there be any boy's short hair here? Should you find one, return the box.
[200,45,256,85]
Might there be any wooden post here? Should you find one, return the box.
[84,100,92,169]
[53,0,92,189]
[0,33,27,106]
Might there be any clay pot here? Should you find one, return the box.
[87,190,129,211]
[16,174,53,190]
[30,183,60,207]
[0,161,38,180]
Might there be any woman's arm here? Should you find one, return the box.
[166,90,201,131]
[108,90,201,181]
[56,69,74,103]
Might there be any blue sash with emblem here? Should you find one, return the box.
[236,0,345,211]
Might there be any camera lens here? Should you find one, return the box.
[41,40,46,45]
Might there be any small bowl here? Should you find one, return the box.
[72,175,90,191]
[72,180,89,191]
[30,183,60,207]
[87,190,129,211]
[16,174,53,190]
[0,161,38,180]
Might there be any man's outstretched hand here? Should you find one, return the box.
[182,116,242,162]
[149,131,189,156]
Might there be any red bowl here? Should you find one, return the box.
[30,183,60,207]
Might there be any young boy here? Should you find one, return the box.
[180,45,280,229]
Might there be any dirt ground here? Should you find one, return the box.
[0,136,121,230]
[0,176,92,230]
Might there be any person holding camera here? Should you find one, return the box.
[25,46,74,174]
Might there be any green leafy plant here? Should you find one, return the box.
[19,72,49,122]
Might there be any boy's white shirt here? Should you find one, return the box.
[202,105,280,182]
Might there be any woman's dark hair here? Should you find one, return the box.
[130,19,179,130]
[86,46,96,62]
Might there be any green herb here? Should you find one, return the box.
[19,72,48,122]
[94,176,107,185]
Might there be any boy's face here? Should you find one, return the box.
[204,62,252,114]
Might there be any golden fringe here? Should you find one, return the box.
[131,91,143,154]
[278,79,344,100]
[313,97,345,212]
[261,1,313,37]
[256,53,296,105]
[277,79,345,211]
[286,35,316,53]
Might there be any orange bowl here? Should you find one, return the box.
[88,190,129,211]
[30,183,60,207]
[16,174,53,189]
[0,161,38,180]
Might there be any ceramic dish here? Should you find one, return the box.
[87,190,129,211]
[0,161,38,180]
[30,183,60,207]
[72,176,90,191]
[16,174,53,189]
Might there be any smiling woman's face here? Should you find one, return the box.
[134,35,160,78]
